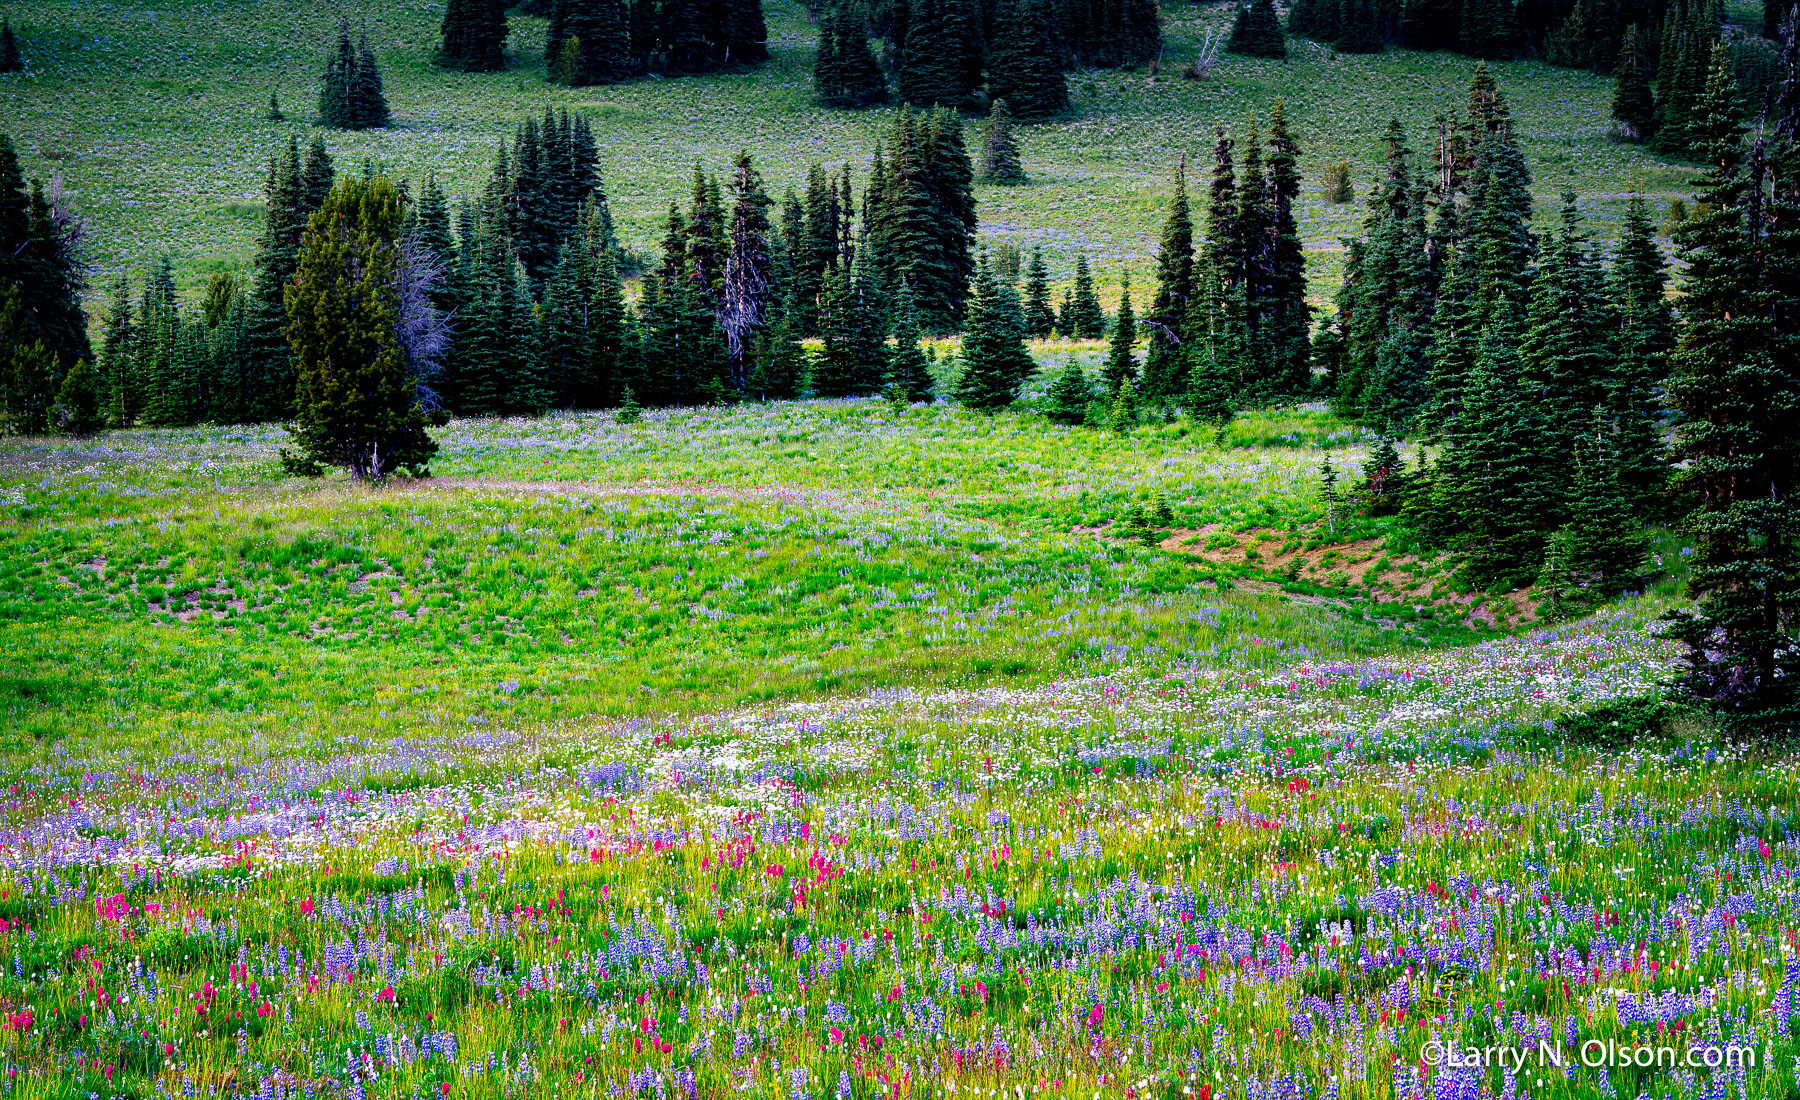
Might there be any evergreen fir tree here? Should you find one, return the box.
[1400,0,1459,49]
[97,274,136,427]
[720,151,778,393]
[1185,333,1236,439]
[814,267,860,397]
[1044,356,1092,424]
[1664,43,1800,731]
[816,7,889,106]
[441,0,509,71]
[886,286,937,401]
[976,99,1026,183]
[53,355,103,435]
[1521,190,1613,485]
[1458,0,1518,59]
[283,176,435,479]
[1103,273,1136,392]
[1142,161,1194,403]
[1022,248,1055,337]
[1611,23,1656,140]
[0,291,57,435]
[1106,375,1138,433]
[1552,406,1649,599]
[0,20,20,74]
[955,256,1033,409]
[1264,99,1310,396]
[1333,0,1385,53]
[1436,317,1552,588]
[1228,0,1288,57]
[898,0,968,106]
[987,0,1070,120]
[1067,253,1104,338]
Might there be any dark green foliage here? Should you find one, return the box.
[987,0,1070,120]
[954,256,1033,410]
[1664,45,1800,733]
[283,176,435,481]
[1651,2,1718,159]
[815,7,890,107]
[441,0,510,71]
[976,99,1026,183]
[0,137,91,382]
[886,286,936,401]
[1399,0,1459,50]
[863,108,976,331]
[1058,0,1162,67]
[1065,253,1104,338]
[548,0,635,84]
[898,0,975,106]
[1520,190,1613,475]
[1611,23,1656,140]
[1103,274,1136,392]
[1141,162,1193,403]
[1544,0,1618,72]
[1262,99,1311,397]
[0,20,19,73]
[1333,0,1385,53]
[1022,248,1055,336]
[0,289,57,435]
[1610,192,1671,512]
[1552,407,1649,600]
[319,22,390,130]
[97,275,136,427]
[1228,0,1287,57]
[720,151,780,393]
[1458,0,1518,59]
[1043,357,1092,425]
[1184,335,1235,437]
[1434,319,1552,588]
[53,355,104,435]
[486,107,611,286]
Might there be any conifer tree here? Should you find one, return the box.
[814,267,861,397]
[899,0,968,107]
[1333,0,1385,53]
[1436,318,1551,588]
[1106,375,1138,433]
[0,20,21,73]
[976,99,1026,183]
[887,286,937,401]
[549,0,634,84]
[1664,44,1800,731]
[283,176,434,480]
[0,141,91,377]
[1103,274,1137,392]
[1611,23,1656,139]
[1228,0,1288,57]
[320,22,389,129]
[721,151,778,393]
[1044,356,1092,424]
[1553,406,1649,599]
[1142,162,1193,403]
[1400,0,1458,49]
[1067,253,1104,338]
[0,289,55,434]
[97,274,136,427]
[987,0,1069,120]
[1520,190,1613,481]
[955,256,1033,409]
[1022,249,1055,337]
[1458,0,1518,59]
[441,0,509,71]
[1264,100,1310,396]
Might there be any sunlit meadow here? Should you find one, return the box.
[0,398,1794,1100]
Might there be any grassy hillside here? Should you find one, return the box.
[0,0,1695,301]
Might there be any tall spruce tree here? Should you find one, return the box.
[1264,100,1310,396]
[976,99,1026,183]
[1228,0,1288,57]
[1066,253,1104,337]
[1611,23,1656,139]
[1022,248,1055,336]
[987,0,1069,120]
[1044,356,1092,424]
[441,0,509,70]
[1142,161,1194,403]
[1103,273,1137,392]
[955,254,1034,409]
[1664,44,1800,732]
[1520,190,1613,483]
[283,176,435,480]
[720,151,779,393]
[0,20,21,73]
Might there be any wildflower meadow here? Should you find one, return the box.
[0,403,1793,1100]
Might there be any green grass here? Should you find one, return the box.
[0,0,1695,303]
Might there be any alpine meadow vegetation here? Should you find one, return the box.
[0,0,1798,1097]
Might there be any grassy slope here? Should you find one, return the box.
[0,0,1696,301]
